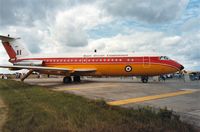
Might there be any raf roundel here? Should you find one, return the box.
[125,65,132,72]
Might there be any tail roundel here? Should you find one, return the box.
[0,35,30,60]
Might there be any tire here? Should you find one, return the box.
[63,76,72,83]
[73,76,81,82]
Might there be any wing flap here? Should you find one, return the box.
[72,69,96,75]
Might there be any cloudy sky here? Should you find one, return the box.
[0,0,200,72]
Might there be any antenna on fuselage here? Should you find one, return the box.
[94,49,97,53]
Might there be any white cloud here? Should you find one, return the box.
[55,4,111,30]
[89,31,164,53]
[49,4,112,50]
[161,36,182,46]
[1,4,112,53]
[180,17,200,32]
[100,0,189,23]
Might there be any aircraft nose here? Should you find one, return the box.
[180,65,184,70]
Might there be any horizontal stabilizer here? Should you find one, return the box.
[0,35,20,42]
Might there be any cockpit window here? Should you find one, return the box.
[160,56,170,60]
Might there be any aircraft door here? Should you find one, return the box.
[143,57,151,68]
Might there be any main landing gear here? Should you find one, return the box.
[63,76,81,84]
[141,76,149,83]
[63,76,72,83]
[73,76,81,82]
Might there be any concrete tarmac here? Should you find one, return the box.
[25,77,200,128]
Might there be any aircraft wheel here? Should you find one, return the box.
[73,76,81,83]
[63,76,72,84]
[141,76,148,83]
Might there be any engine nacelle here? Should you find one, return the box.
[14,60,43,66]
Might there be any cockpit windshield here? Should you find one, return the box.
[160,56,170,60]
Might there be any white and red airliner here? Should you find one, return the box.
[0,35,184,83]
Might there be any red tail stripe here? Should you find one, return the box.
[2,42,16,59]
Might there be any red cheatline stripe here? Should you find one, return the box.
[16,56,179,70]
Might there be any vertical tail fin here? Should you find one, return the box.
[0,35,30,60]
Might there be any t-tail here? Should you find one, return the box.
[0,35,31,62]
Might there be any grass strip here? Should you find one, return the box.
[0,80,194,132]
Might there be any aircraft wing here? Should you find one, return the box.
[0,65,96,75]
[0,65,71,71]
